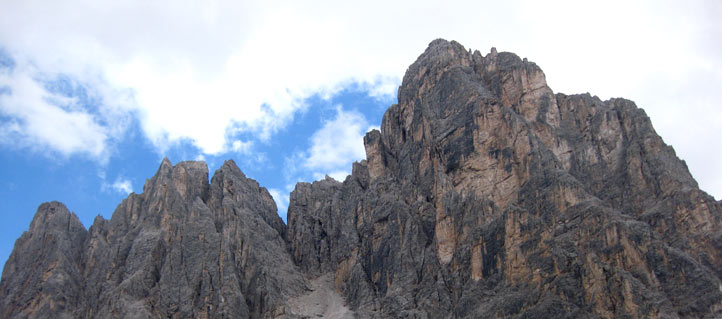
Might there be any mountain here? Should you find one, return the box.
[2,39,721,318]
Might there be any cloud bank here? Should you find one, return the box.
[0,0,719,198]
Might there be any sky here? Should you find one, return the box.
[0,0,720,274]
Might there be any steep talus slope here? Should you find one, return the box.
[286,39,722,318]
[2,39,721,319]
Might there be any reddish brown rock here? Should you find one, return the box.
[287,39,722,318]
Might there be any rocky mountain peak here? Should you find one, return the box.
[2,201,87,319]
[305,39,722,317]
[396,39,555,132]
[28,201,85,235]
[143,158,210,202]
[209,159,286,237]
[3,39,722,318]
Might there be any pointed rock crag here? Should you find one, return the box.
[2,39,722,318]
[1,159,309,318]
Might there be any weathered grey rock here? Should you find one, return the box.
[1,159,310,318]
[0,202,87,319]
[286,39,722,318]
[2,39,722,319]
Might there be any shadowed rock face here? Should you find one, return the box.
[2,39,722,318]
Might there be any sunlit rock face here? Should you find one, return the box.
[2,39,722,319]
[287,39,722,318]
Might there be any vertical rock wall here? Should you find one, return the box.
[287,39,722,318]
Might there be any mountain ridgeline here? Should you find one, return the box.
[2,39,721,318]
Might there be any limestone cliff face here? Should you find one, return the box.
[286,39,722,318]
[0,202,87,319]
[1,160,309,318]
[2,39,722,319]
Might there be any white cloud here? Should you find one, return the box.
[268,187,290,220]
[0,0,719,198]
[111,178,133,194]
[0,60,116,160]
[279,106,370,192]
[303,106,368,181]
[230,140,253,154]
[101,175,133,194]
[0,0,404,157]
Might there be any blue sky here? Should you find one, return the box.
[0,78,389,272]
[1,0,721,274]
